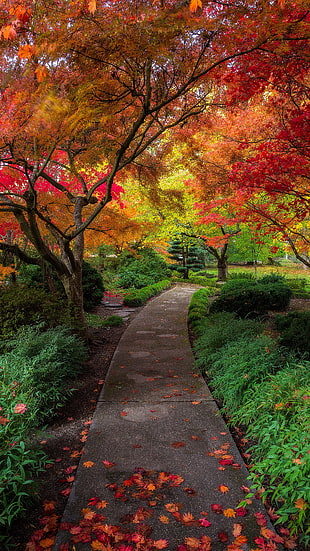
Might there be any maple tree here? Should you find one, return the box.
[0,0,309,329]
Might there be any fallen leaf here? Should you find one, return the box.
[294,498,307,510]
[182,512,195,523]
[218,531,228,542]
[191,400,201,405]
[211,503,223,514]
[219,484,229,493]
[120,411,128,416]
[159,515,170,524]
[191,435,200,440]
[39,538,55,548]
[83,461,95,468]
[172,441,186,448]
[165,503,179,512]
[199,518,211,527]
[223,508,236,517]
[153,539,169,549]
[184,536,201,549]
[102,460,116,468]
[233,524,243,537]
[254,512,267,526]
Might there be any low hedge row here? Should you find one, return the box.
[123,279,171,307]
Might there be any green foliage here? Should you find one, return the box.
[206,335,285,410]
[210,279,292,317]
[193,301,310,539]
[86,313,124,328]
[275,311,310,358]
[117,248,170,289]
[227,272,256,280]
[0,324,86,531]
[259,273,286,284]
[231,362,310,538]
[82,261,105,311]
[167,240,205,279]
[187,288,212,335]
[194,312,263,368]
[0,285,69,340]
[123,279,171,307]
[286,278,310,299]
[17,260,105,311]
[1,325,87,422]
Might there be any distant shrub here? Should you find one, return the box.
[210,280,292,317]
[123,279,171,306]
[275,311,310,357]
[227,272,256,280]
[82,261,105,310]
[86,313,124,328]
[117,248,170,289]
[259,273,286,285]
[17,260,105,311]
[0,285,69,340]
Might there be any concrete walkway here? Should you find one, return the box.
[54,286,282,551]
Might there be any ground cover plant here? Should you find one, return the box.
[190,287,310,544]
[0,324,87,537]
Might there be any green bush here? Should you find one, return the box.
[194,312,263,370]
[1,324,87,422]
[17,260,105,311]
[117,248,170,289]
[0,285,69,340]
[82,261,105,310]
[205,335,285,411]
[187,288,212,335]
[227,272,256,280]
[0,324,86,532]
[123,279,171,307]
[259,273,287,284]
[210,280,292,317]
[275,311,310,357]
[86,313,124,328]
[231,362,310,538]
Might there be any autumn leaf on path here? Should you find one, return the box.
[165,502,180,513]
[223,508,236,518]
[172,441,186,448]
[102,460,116,468]
[83,460,95,468]
[199,517,211,527]
[153,539,169,549]
[159,515,170,524]
[219,484,229,493]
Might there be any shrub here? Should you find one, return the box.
[210,280,292,317]
[187,288,212,335]
[86,313,124,328]
[82,261,105,310]
[205,335,285,411]
[117,248,170,289]
[231,362,310,538]
[123,279,171,306]
[17,260,105,311]
[275,311,310,357]
[227,272,256,280]
[1,324,87,422]
[0,285,69,341]
[259,273,286,284]
[194,312,263,370]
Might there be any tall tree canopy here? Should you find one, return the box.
[0,0,309,328]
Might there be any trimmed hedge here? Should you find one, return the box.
[123,279,171,307]
[187,288,212,335]
[275,311,310,357]
[210,279,292,317]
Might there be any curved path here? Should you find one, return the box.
[54,286,282,551]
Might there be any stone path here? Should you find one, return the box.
[53,286,282,551]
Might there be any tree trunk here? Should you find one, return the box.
[60,266,88,340]
[217,255,228,281]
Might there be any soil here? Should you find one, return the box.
[6,297,310,550]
